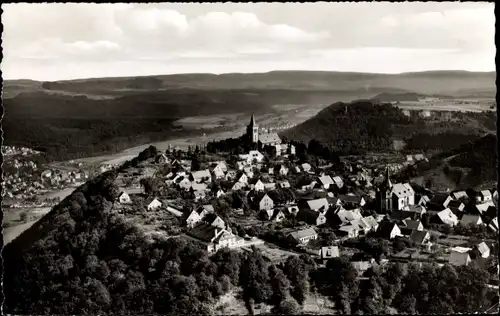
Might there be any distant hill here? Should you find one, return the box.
[371,92,426,102]
[401,134,497,191]
[4,70,496,98]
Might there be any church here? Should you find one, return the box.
[376,167,415,212]
[245,114,282,147]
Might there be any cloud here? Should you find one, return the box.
[0,3,495,80]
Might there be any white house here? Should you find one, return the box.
[301,163,312,173]
[259,193,275,211]
[278,165,289,176]
[377,221,402,240]
[178,178,192,191]
[332,176,344,189]
[237,173,249,185]
[118,191,131,204]
[253,180,265,192]
[287,228,318,245]
[212,165,225,179]
[147,198,162,211]
[306,198,330,213]
[477,190,493,203]
[244,167,254,179]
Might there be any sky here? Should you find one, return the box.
[1,2,496,81]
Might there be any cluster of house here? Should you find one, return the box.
[2,145,40,156]
[40,169,88,186]
[112,115,498,264]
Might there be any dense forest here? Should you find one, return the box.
[282,101,496,155]
[282,101,411,154]
[3,146,498,314]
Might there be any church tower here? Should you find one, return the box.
[246,113,259,143]
[376,166,393,213]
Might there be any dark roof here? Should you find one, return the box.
[430,193,451,205]
[338,195,363,204]
[187,222,220,242]
[409,230,430,244]
[377,221,398,237]
[297,209,324,223]
[448,200,464,209]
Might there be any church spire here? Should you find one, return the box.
[381,166,392,189]
[250,113,256,125]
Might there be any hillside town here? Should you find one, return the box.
[1,145,90,208]
[109,115,499,281]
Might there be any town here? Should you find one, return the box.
[106,114,498,277]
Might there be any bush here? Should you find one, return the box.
[19,211,29,222]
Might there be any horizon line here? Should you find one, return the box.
[4,69,496,83]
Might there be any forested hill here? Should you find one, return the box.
[401,133,498,191]
[281,101,410,154]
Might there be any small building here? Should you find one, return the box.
[252,179,265,192]
[287,228,318,245]
[337,225,360,239]
[472,242,490,259]
[187,223,244,253]
[318,175,334,190]
[477,190,493,203]
[259,193,275,211]
[277,165,289,176]
[320,246,340,263]
[146,198,162,211]
[301,163,312,173]
[212,165,225,179]
[118,191,131,204]
[448,200,465,213]
[297,209,327,226]
[332,176,344,189]
[451,191,468,200]
[435,208,459,226]
[338,194,366,209]
[409,230,431,245]
[259,208,286,222]
[428,193,453,210]
[449,251,471,267]
[416,195,431,206]
[377,221,402,240]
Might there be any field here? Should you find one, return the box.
[396,99,493,112]
[3,207,52,245]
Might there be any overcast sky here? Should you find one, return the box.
[1,2,495,81]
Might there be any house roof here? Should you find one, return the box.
[188,222,224,242]
[146,197,162,205]
[259,133,281,145]
[337,209,363,224]
[460,214,482,225]
[449,251,470,266]
[279,181,291,188]
[297,209,324,223]
[363,216,378,228]
[452,191,468,199]
[306,198,329,211]
[402,219,422,230]
[199,204,215,213]
[409,230,430,244]
[475,242,490,255]
[448,200,464,209]
[339,194,364,204]
[475,202,495,213]
[377,221,399,237]
[391,183,415,198]
[319,175,334,186]
[431,193,451,205]
[437,208,458,225]
[191,182,208,192]
[480,190,492,197]
[289,228,318,240]
[191,169,211,180]
[302,163,312,170]
[332,176,343,184]
[406,204,427,214]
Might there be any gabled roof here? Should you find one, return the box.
[289,228,318,240]
[259,133,281,145]
[409,230,430,244]
[318,175,334,186]
[306,198,329,211]
[480,190,492,197]
[475,242,490,255]
[460,214,483,225]
[297,208,324,223]
[451,191,468,199]
[430,193,452,205]
[332,176,343,184]
[402,219,422,230]
[337,209,363,224]
[363,216,378,229]
[377,221,399,237]
[146,197,162,205]
[191,169,211,180]
[436,208,458,226]
[188,222,225,243]
[199,204,215,214]
[449,251,470,266]
[338,194,364,204]
[448,200,464,209]
[191,182,208,192]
